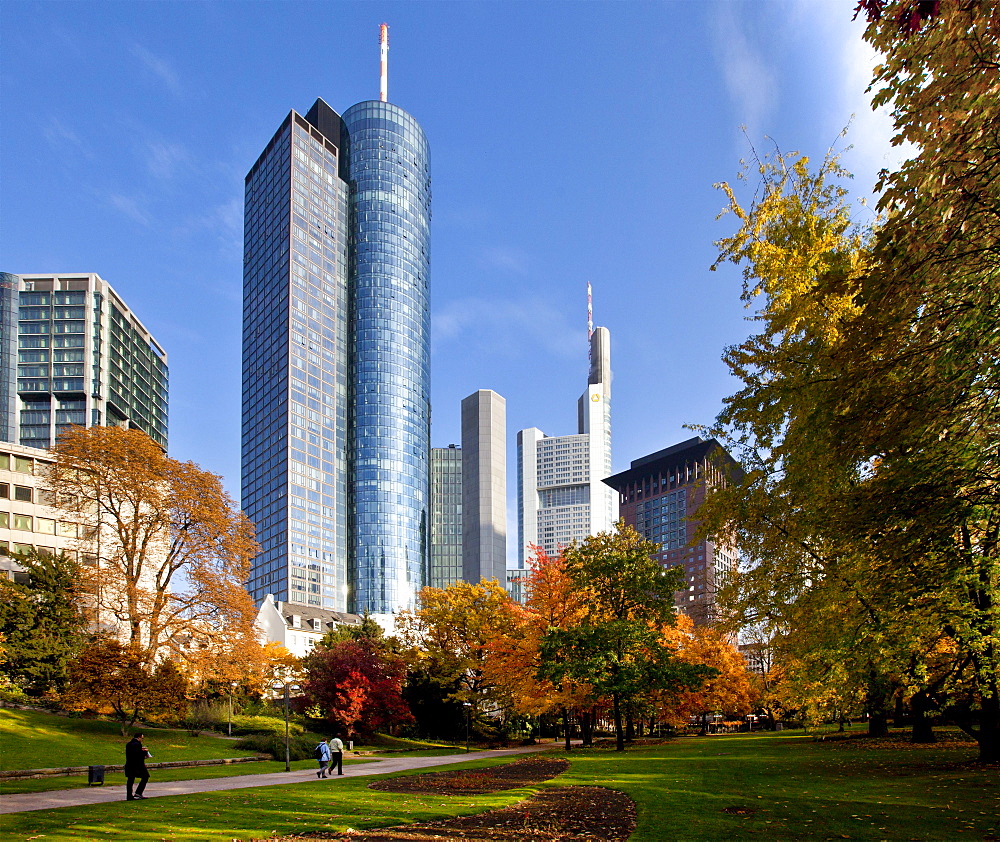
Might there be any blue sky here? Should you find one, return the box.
[1,1,899,557]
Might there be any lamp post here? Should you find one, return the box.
[228,682,238,737]
[463,702,471,753]
[273,681,300,772]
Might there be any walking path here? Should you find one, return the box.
[0,743,559,815]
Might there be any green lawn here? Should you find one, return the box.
[2,730,996,841]
[0,709,266,771]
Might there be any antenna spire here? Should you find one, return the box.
[379,23,389,102]
[587,282,593,361]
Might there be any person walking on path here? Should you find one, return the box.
[124,733,151,801]
[328,735,345,776]
[314,739,331,778]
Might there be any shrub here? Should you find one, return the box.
[234,733,316,761]
[230,714,304,737]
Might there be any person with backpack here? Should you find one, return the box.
[314,738,331,778]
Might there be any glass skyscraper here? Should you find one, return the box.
[242,97,430,616]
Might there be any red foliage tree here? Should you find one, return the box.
[301,639,413,738]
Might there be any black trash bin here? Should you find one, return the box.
[88,765,105,785]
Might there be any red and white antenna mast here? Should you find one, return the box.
[379,23,389,102]
[587,282,594,362]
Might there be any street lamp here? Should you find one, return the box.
[273,681,301,772]
[463,702,472,753]
[228,682,238,737]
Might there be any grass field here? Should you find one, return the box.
[0,709,264,771]
[2,730,996,841]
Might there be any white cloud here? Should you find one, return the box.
[711,3,778,140]
[480,246,531,277]
[146,141,191,181]
[105,193,150,226]
[131,44,182,96]
[790,1,915,199]
[433,295,585,362]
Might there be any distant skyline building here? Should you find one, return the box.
[603,436,742,626]
[461,389,506,584]
[429,444,462,589]
[242,38,431,617]
[2,273,168,451]
[517,326,615,562]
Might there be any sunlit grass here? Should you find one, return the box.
[3,729,996,841]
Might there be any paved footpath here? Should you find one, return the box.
[0,743,560,815]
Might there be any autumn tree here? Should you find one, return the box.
[670,617,755,733]
[396,579,520,734]
[300,636,412,738]
[0,550,87,695]
[484,547,597,749]
[45,426,260,676]
[704,0,1000,760]
[62,638,188,734]
[538,522,714,751]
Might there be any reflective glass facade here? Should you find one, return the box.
[243,99,429,616]
[242,110,350,611]
[343,101,431,614]
[429,446,462,588]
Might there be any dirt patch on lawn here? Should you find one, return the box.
[367,756,569,795]
[270,785,636,841]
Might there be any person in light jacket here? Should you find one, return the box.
[328,735,345,775]
[315,738,332,778]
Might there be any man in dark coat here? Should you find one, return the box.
[124,732,150,800]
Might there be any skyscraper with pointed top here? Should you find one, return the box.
[242,26,430,617]
[517,304,615,564]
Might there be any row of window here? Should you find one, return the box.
[0,511,79,536]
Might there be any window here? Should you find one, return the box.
[14,486,32,503]
[14,457,32,474]
[58,521,78,538]
[0,513,7,528]
[36,518,56,535]
[14,515,32,531]
[0,483,7,499]
[12,543,33,555]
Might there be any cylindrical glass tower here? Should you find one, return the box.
[342,101,431,614]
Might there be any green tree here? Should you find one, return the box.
[705,4,1000,754]
[538,522,714,751]
[0,550,87,695]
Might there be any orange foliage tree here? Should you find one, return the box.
[46,427,261,678]
[662,616,755,732]
[484,547,598,747]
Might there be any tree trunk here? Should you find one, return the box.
[976,685,1000,763]
[699,711,708,737]
[612,692,625,751]
[580,709,593,747]
[563,707,571,752]
[625,711,635,742]
[866,672,893,738]
[910,690,937,743]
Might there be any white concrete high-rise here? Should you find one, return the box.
[517,327,615,563]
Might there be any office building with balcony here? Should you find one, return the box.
[603,436,742,626]
[2,273,167,450]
